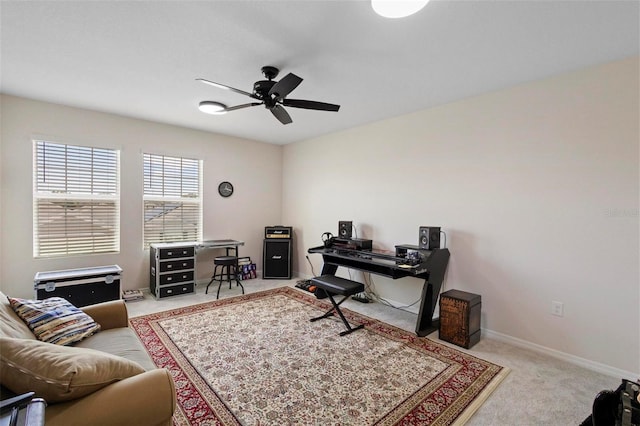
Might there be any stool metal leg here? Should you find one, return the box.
[216,264,226,299]
[206,264,222,294]
[234,263,244,294]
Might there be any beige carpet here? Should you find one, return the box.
[131,287,509,425]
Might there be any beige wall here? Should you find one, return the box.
[283,57,639,375]
[0,95,282,297]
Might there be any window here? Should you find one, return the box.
[143,153,202,248]
[33,140,120,257]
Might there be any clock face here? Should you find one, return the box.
[218,181,234,197]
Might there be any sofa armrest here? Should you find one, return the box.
[81,300,129,330]
[45,368,176,426]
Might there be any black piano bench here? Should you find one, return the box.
[309,275,365,336]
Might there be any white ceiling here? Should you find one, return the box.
[2,1,638,145]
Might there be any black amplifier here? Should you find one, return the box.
[265,226,292,239]
[333,237,372,250]
[395,244,430,265]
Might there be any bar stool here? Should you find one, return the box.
[206,256,244,299]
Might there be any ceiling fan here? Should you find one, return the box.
[197,66,340,125]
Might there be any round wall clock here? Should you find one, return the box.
[218,181,234,197]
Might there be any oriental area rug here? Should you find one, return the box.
[130,286,509,426]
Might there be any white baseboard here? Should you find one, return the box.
[483,328,639,380]
[374,293,638,379]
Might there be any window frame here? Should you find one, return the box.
[142,152,203,249]
[32,140,121,258]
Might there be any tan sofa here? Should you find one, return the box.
[0,292,176,426]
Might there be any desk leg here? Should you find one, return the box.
[415,248,450,337]
[222,245,240,284]
[320,259,338,276]
[225,246,239,257]
[415,280,441,337]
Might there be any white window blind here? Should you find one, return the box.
[143,153,202,248]
[33,140,120,257]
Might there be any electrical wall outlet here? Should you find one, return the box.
[551,300,564,317]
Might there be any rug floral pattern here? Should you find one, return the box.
[130,287,508,426]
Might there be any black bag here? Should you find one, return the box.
[581,379,640,426]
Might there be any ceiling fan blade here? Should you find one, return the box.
[268,73,303,99]
[225,102,262,112]
[196,78,255,98]
[282,98,340,112]
[270,105,292,125]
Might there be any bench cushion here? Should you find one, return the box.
[310,275,364,296]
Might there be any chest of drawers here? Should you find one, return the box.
[150,243,196,299]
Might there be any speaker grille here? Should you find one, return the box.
[419,226,441,250]
[338,221,352,239]
[263,240,291,279]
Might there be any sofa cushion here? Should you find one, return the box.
[0,337,145,403]
[0,292,35,339]
[7,296,100,345]
[73,328,157,371]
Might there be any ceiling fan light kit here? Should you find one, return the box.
[197,66,340,125]
[371,0,429,18]
[198,101,227,115]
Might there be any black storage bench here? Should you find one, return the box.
[34,265,122,307]
[309,275,365,336]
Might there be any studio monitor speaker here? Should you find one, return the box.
[263,239,291,279]
[338,221,353,239]
[419,226,441,250]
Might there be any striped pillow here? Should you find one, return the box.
[8,296,100,345]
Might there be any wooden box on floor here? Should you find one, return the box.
[439,290,481,349]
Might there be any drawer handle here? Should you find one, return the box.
[167,289,173,294]
[167,265,173,269]
[182,275,187,279]
[168,251,173,255]
[167,277,172,281]
[182,263,187,267]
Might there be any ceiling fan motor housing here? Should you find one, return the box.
[253,80,278,107]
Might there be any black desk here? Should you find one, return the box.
[308,245,450,337]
